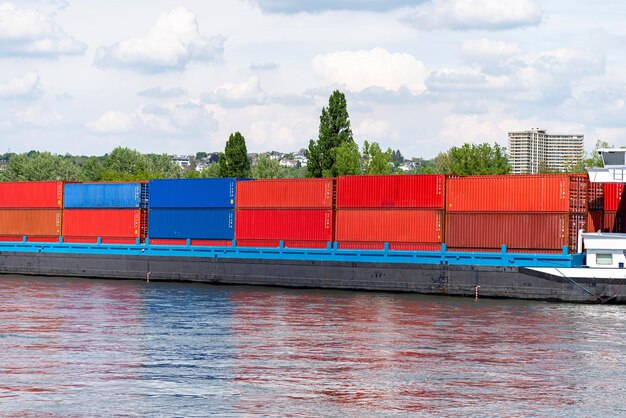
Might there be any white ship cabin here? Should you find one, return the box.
[586,148,626,268]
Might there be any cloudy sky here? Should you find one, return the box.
[0,0,623,157]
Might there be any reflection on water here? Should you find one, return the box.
[0,276,625,416]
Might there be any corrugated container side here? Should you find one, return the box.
[336,175,445,209]
[63,183,142,208]
[148,208,235,239]
[603,211,626,233]
[0,181,63,208]
[0,209,62,236]
[568,176,589,214]
[62,209,142,238]
[337,242,442,251]
[588,182,604,211]
[236,178,334,208]
[587,211,604,232]
[149,178,238,208]
[335,209,443,243]
[603,183,626,211]
[447,247,564,254]
[446,175,577,213]
[63,236,139,244]
[149,238,187,246]
[236,239,329,248]
[568,213,586,251]
[445,212,569,250]
[235,209,333,241]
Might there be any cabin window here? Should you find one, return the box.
[596,253,613,266]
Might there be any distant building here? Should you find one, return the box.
[171,155,192,169]
[508,129,584,174]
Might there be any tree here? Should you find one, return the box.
[306,90,355,177]
[81,156,104,181]
[362,141,393,175]
[219,132,251,178]
[145,154,181,179]
[252,154,284,178]
[200,162,221,178]
[99,147,150,180]
[1,152,84,181]
[195,151,208,160]
[437,143,510,175]
[334,141,361,176]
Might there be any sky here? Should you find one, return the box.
[0,0,624,158]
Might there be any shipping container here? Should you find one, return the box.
[446,175,587,213]
[149,178,238,208]
[236,239,329,249]
[0,181,63,208]
[236,178,334,209]
[235,209,333,242]
[603,183,626,211]
[337,242,442,251]
[146,238,232,246]
[148,208,235,239]
[336,175,445,209]
[62,236,139,244]
[64,183,147,208]
[0,209,61,236]
[62,209,145,239]
[587,211,604,233]
[603,211,626,233]
[588,182,604,211]
[445,212,569,250]
[335,209,443,243]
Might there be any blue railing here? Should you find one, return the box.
[0,238,584,268]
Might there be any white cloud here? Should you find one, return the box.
[311,48,428,94]
[0,72,42,99]
[204,76,268,108]
[0,2,86,57]
[254,0,425,13]
[87,102,218,136]
[94,7,224,73]
[355,118,391,140]
[402,0,542,31]
[16,104,63,127]
[87,111,136,134]
[137,86,188,98]
[250,62,279,71]
[461,38,521,63]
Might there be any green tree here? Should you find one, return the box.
[219,132,251,178]
[99,147,149,180]
[436,143,510,175]
[306,90,355,177]
[252,154,284,178]
[145,154,181,179]
[362,141,393,175]
[1,152,84,181]
[200,162,221,178]
[334,141,361,176]
[195,151,208,160]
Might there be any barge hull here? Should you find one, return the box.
[0,251,622,303]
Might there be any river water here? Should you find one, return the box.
[0,276,625,416]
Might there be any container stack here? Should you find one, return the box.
[587,182,604,232]
[235,178,334,248]
[148,178,237,245]
[0,181,63,242]
[445,175,588,253]
[602,183,626,233]
[62,183,148,244]
[334,175,445,250]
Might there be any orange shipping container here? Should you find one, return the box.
[0,209,62,236]
[446,175,587,213]
[236,178,334,209]
[445,212,569,250]
[335,209,443,243]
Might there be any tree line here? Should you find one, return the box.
[0,90,603,182]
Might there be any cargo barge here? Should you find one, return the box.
[1,151,626,303]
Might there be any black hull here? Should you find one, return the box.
[0,251,623,303]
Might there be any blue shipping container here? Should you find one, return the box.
[149,178,237,208]
[64,183,145,208]
[148,208,235,239]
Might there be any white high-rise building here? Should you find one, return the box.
[508,129,584,174]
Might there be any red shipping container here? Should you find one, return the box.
[0,209,61,236]
[0,181,63,208]
[336,175,445,209]
[603,211,626,233]
[335,209,443,243]
[446,175,586,213]
[445,213,569,250]
[337,242,442,251]
[587,211,604,232]
[588,182,604,211]
[236,178,333,208]
[62,209,145,238]
[235,209,333,241]
[237,239,328,249]
[603,183,626,211]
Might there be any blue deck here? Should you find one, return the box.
[0,238,584,268]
